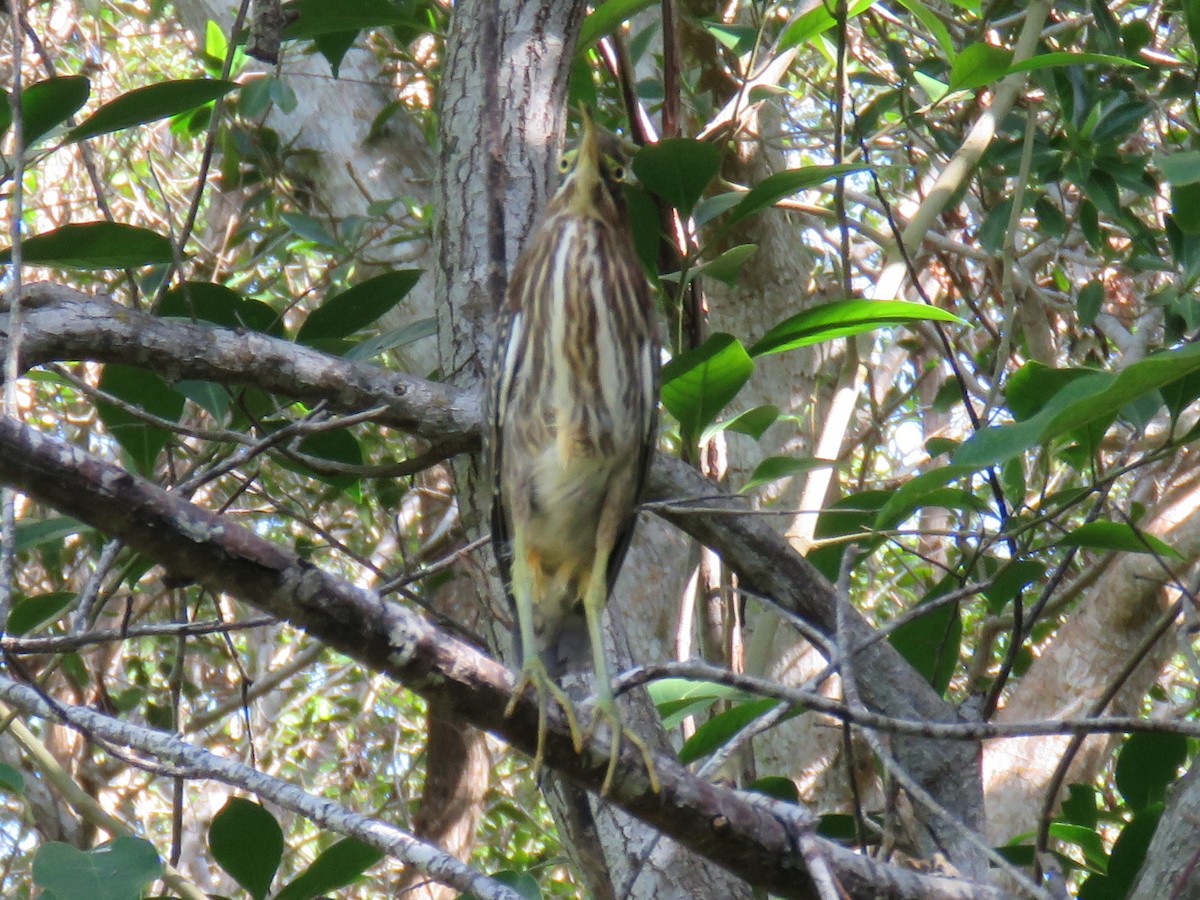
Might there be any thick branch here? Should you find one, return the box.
[0,414,999,899]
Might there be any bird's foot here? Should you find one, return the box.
[504,660,584,775]
[586,696,662,796]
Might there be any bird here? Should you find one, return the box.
[487,107,661,795]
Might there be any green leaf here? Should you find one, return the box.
[747,775,800,803]
[1172,182,1200,235]
[1157,150,1200,187]
[68,79,238,142]
[1059,784,1099,829]
[157,282,284,335]
[96,364,186,474]
[778,0,877,51]
[807,490,891,581]
[1048,822,1107,872]
[283,0,422,40]
[678,697,781,764]
[343,316,436,361]
[632,138,721,218]
[0,763,24,795]
[296,270,422,343]
[8,591,76,636]
[1004,51,1145,78]
[14,517,86,554]
[661,334,754,447]
[1078,280,1104,327]
[1053,521,1180,559]
[33,837,161,900]
[742,456,831,493]
[748,299,963,358]
[723,165,866,230]
[1092,805,1162,895]
[279,212,339,247]
[0,222,173,269]
[17,76,91,146]
[702,21,758,54]
[955,344,1200,468]
[700,405,780,444]
[209,798,283,900]
[892,0,955,59]
[1186,0,1200,58]
[648,678,742,729]
[577,0,658,49]
[1115,732,1188,811]
[694,244,757,286]
[887,592,962,695]
[947,43,1013,93]
[274,838,384,900]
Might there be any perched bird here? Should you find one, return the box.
[487,108,660,794]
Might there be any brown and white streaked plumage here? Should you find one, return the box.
[487,109,659,794]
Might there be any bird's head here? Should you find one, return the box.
[555,107,632,222]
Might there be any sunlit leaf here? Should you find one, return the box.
[661,334,754,447]
[748,299,963,358]
[68,78,238,141]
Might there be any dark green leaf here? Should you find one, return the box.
[96,364,186,474]
[0,222,173,269]
[1080,805,1162,896]
[0,764,24,795]
[749,299,963,358]
[1156,150,1200,186]
[209,798,283,900]
[33,838,161,900]
[700,405,780,444]
[982,560,1043,614]
[8,591,76,636]
[948,43,1013,93]
[158,282,284,335]
[296,270,422,343]
[1186,0,1200,59]
[892,0,955,58]
[68,79,238,142]
[887,595,962,695]
[343,317,436,361]
[18,76,90,146]
[724,165,867,230]
[747,776,800,802]
[279,212,339,247]
[807,490,891,581]
[661,334,754,447]
[632,138,721,217]
[741,456,831,493]
[14,517,86,554]
[679,697,780,764]
[283,0,418,39]
[1059,784,1099,829]
[1054,521,1180,558]
[1048,823,1107,872]
[955,344,1200,468]
[1115,732,1187,810]
[577,0,659,48]
[1078,280,1104,327]
[1173,182,1200,235]
[274,838,384,900]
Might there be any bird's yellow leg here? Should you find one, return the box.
[504,547,583,773]
[582,577,662,796]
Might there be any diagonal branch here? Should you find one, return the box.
[1,283,981,875]
[0,412,1000,899]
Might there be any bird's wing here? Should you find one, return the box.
[487,307,524,603]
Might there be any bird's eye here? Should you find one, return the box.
[609,164,626,181]
[558,156,571,173]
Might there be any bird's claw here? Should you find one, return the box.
[505,662,584,775]
[586,697,662,796]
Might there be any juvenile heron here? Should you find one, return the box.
[487,109,660,794]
